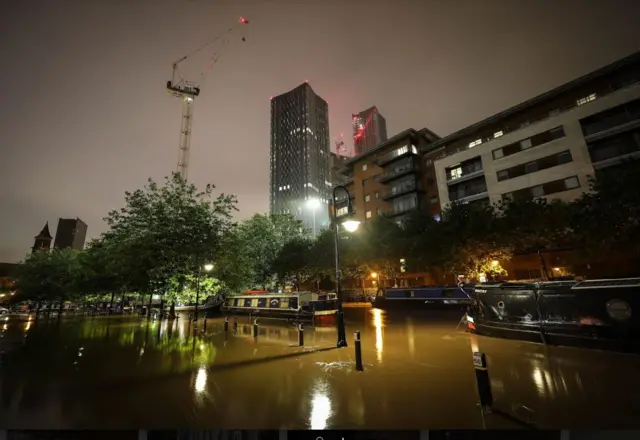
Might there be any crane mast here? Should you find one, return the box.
[166,17,249,182]
[167,79,200,181]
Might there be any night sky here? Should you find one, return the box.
[1,0,639,263]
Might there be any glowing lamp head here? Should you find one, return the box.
[239,17,249,24]
[307,198,321,209]
[371,272,378,278]
[491,260,499,267]
[204,263,214,272]
[342,220,360,233]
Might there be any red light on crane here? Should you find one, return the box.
[239,17,249,24]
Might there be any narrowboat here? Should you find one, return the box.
[371,286,473,311]
[174,294,225,314]
[221,290,338,322]
[467,278,640,353]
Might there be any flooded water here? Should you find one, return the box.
[0,308,639,430]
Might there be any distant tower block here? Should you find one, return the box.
[32,222,53,253]
[54,218,88,251]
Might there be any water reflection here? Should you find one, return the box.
[371,308,384,363]
[0,313,639,429]
[309,379,332,429]
[194,366,207,394]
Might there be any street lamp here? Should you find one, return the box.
[332,185,361,348]
[306,198,321,238]
[194,262,214,322]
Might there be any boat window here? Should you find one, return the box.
[243,299,252,307]
[233,298,239,307]
[404,290,413,298]
[290,297,299,309]
[269,298,281,308]
[257,298,267,308]
[318,295,327,301]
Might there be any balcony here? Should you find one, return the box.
[379,163,417,183]
[377,144,419,166]
[381,180,423,201]
[382,204,418,218]
[446,160,484,186]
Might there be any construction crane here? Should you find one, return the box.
[166,17,250,181]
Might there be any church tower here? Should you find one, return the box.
[32,222,53,253]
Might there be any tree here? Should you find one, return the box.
[571,160,640,256]
[272,237,313,290]
[14,249,82,309]
[99,173,237,312]
[219,213,307,290]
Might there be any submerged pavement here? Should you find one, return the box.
[0,309,639,430]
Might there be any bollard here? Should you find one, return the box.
[253,319,258,338]
[224,317,229,332]
[473,351,493,409]
[354,331,364,371]
[203,318,207,331]
[298,323,304,347]
[233,317,238,331]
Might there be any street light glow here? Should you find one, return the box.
[306,198,321,209]
[342,220,360,232]
[370,272,378,278]
[204,263,214,272]
[491,260,499,267]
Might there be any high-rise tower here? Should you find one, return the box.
[53,218,88,251]
[352,106,388,156]
[269,82,331,236]
[32,222,53,253]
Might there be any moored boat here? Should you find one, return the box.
[467,278,640,353]
[174,294,225,314]
[221,290,338,322]
[371,286,473,311]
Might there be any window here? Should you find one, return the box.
[425,159,433,166]
[374,174,381,182]
[469,139,482,148]
[577,93,597,106]
[531,185,544,197]
[375,191,380,199]
[495,150,573,182]
[493,126,565,160]
[430,196,438,204]
[524,161,538,173]
[363,178,369,186]
[520,138,533,150]
[549,127,564,140]
[493,149,504,160]
[493,131,503,138]
[449,167,462,180]
[364,194,370,202]
[376,208,382,215]
[362,164,368,171]
[564,176,579,189]
[366,210,372,219]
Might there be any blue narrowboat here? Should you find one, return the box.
[371,286,473,310]
[467,278,640,353]
[221,290,338,322]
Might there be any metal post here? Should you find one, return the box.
[224,317,229,332]
[298,323,304,346]
[354,331,363,371]
[194,264,202,322]
[233,317,238,331]
[473,351,493,410]
[334,221,347,348]
[253,319,258,338]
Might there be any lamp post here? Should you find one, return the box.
[194,262,214,322]
[306,198,321,238]
[332,185,361,348]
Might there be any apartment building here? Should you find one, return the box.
[332,128,440,225]
[430,50,640,208]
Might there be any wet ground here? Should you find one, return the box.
[0,309,639,430]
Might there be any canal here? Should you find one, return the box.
[0,308,639,430]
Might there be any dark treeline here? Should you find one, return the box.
[11,161,640,307]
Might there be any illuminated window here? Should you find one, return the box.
[364,194,370,202]
[577,93,597,106]
[493,131,503,138]
[375,192,380,199]
[366,211,372,219]
[362,164,368,171]
[449,167,462,180]
[469,139,482,148]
